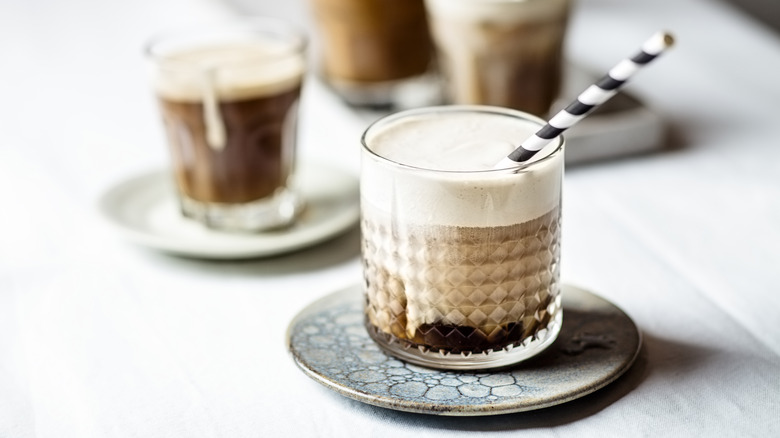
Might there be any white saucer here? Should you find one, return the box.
[97,161,359,259]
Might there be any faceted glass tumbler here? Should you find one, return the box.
[360,105,565,370]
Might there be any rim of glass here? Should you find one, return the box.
[360,105,565,174]
[426,0,567,6]
[144,16,307,69]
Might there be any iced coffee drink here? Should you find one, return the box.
[360,106,564,370]
[309,0,436,107]
[146,18,306,231]
[424,0,570,117]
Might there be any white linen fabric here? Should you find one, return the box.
[1,0,779,436]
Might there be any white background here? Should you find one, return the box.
[1,0,779,436]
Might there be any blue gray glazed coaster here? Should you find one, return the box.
[286,284,641,416]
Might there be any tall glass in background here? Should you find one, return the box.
[146,18,307,232]
[424,0,570,117]
[360,105,564,370]
[309,0,437,108]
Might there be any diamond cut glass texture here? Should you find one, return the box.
[363,206,561,355]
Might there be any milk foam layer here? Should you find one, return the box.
[152,41,305,102]
[361,111,563,227]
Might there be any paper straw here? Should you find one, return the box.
[495,31,675,168]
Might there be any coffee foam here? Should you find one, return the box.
[361,111,563,227]
[152,40,305,102]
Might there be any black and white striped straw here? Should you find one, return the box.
[495,31,675,168]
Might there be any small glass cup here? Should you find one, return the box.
[309,0,439,108]
[360,105,564,370]
[424,0,571,117]
[145,18,307,232]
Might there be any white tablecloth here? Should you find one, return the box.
[1,0,779,436]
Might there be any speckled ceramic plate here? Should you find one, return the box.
[287,284,641,416]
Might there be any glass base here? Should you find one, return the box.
[179,188,302,232]
[323,72,442,109]
[366,310,563,371]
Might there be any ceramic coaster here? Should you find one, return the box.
[287,284,641,416]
